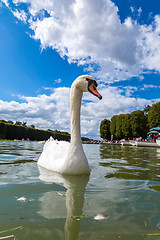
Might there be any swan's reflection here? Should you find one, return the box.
[38,167,89,240]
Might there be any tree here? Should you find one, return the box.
[110,115,118,139]
[100,119,111,140]
[143,105,151,115]
[0,120,7,123]
[148,102,160,128]
[22,122,27,127]
[7,120,14,124]
[15,121,22,126]
[116,114,125,140]
[130,110,148,138]
[122,114,132,139]
[30,124,35,128]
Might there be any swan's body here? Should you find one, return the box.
[38,75,102,175]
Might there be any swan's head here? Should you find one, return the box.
[73,75,102,100]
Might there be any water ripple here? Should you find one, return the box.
[99,144,160,191]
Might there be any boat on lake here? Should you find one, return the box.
[134,141,159,147]
[156,139,160,146]
[120,140,136,146]
[121,140,160,147]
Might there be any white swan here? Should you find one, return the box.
[37,75,102,175]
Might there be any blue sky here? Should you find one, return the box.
[0,4,84,101]
[0,0,160,139]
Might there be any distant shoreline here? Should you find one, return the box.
[0,139,121,145]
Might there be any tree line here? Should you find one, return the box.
[0,120,35,128]
[0,120,71,141]
[100,102,160,140]
[0,120,90,142]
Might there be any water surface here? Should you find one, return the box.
[0,141,160,239]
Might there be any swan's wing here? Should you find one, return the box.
[37,138,69,172]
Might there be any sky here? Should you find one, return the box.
[0,0,160,140]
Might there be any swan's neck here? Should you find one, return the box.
[70,86,82,145]
[64,84,89,174]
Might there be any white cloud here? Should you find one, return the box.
[11,9,27,22]
[29,0,141,82]
[0,86,158,139]
[138,15,160,72]
[2,0,160,83]
[130,6,142,17]
[141,84,160,91]
[1,0,140,82]
[130,7,134,13]
[1,0,9,7]
[123,86,138,97]
[138,7,142,17]
[54,78,62,84]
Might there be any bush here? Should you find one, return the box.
[0,121,70,141]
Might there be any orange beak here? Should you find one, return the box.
[88,83,102,100]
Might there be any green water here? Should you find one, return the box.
[0,141,160,239]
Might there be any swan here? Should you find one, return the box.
[37,75,102,175]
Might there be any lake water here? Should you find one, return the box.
[0,141,160,239]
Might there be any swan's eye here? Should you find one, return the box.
[86,78,97,87]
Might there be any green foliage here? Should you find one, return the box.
[143,105,151,115]
[0,120,7,123]
[7,120,14,124]
[30,124,35,128]
[121,114,132,139]
[100,119,111,140]
[22,121,27,127]
[130,110,148,138]
[0,120,70,141]
[15,121,22,126]
[148,102,160,128]
[110,115,118,138]
[0,122,7,139]
[115,114,125,140]
[6,124,27,140]
[102,105,152,140]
